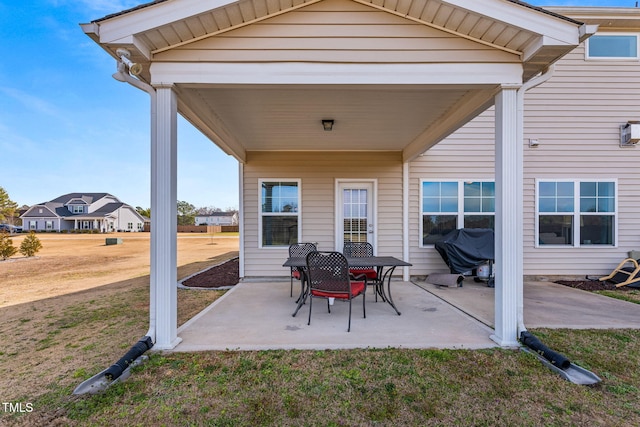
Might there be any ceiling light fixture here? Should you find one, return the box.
[322,119,334,131]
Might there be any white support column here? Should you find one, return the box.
[238,162,245,278]
[151,84,180,350]
[492,85,522,347]
[402,162,410,281]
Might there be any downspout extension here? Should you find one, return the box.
[73,52,157,396]
[112,51,157,345]
[515,65,555,337]
[514,66,600,385]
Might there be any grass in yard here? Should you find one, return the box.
[2,232,639,426]
[5,327,640,426]
[595,289,640,304]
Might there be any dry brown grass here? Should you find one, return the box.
[0,232,238,408]
[2,233,640,426]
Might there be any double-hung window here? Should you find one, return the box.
[421,180,495,246]
[259,180,300,248]
[537,180,616,247]
[586,34,639,60]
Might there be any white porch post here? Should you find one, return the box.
[151,84,180,350]
[492,84,522,347]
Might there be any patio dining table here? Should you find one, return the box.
[283,255,412,317]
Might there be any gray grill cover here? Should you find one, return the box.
[434,228,494,274]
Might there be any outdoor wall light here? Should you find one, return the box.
[115,48,143,77]
[322,119,334,131]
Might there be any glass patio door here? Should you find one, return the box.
[337,181,375,250]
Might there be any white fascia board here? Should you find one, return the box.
[150,62,523,85]
[521,35,575,63]
[93,0,238,44]
[444,0,582,45]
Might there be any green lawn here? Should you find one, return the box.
[2,275,639,426]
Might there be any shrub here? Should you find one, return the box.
[0,231,17,260]
[19,231,43,257]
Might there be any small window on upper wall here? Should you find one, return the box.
[586,34,639,60]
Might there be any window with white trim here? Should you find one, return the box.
[45,221,53,230]
[259,180,300,247]
[71,205,84,213]
[586,34,639,60]
[421,180,495,246]
[537,180,616,247]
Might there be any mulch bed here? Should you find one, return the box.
[182,258,638,292]
[554,278,637,292]
[182,258,239,288]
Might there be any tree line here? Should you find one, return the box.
[137,201,238,226]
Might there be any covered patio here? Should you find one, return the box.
[83,0,595,351]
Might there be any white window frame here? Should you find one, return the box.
[535,179,618,248]
[585,33,639,61]
[419,179,495,248]
[45,221,53,230]
[258,179,301,249]
[72,205,84,213]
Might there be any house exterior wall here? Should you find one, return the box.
[157,0,519,66]
[523,41,640,276]
[242,151,403,277]
[410,37,640,278]
[113,207,145,231]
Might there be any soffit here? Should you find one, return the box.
[128,0,564,61]
[177,84,478,152]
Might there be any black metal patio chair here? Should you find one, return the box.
[305,251,366,332]
[343,241,383,301]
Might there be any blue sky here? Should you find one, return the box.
[0,1,635,209]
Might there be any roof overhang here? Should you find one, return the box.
[82,0,591,162]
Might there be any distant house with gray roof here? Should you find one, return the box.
[195,211,238,226]
[20,193,145,232]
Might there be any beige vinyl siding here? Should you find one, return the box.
[409,40,640,278]
[157,0,518,65]
[523,43,640,276]
[243,151,403,278]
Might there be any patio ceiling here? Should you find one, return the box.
[83,0,590,162]
[175,83,494,156]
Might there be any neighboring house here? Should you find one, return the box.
[21,193,145,232]
[83,1,639,349]
[195,212,238,226]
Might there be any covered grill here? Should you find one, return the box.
[434,228,495,286]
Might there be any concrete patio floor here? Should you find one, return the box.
[173,278,640,352]
[174,280,497,352]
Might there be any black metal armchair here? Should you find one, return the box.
[305,251,366,332]
[343,241,383,301]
